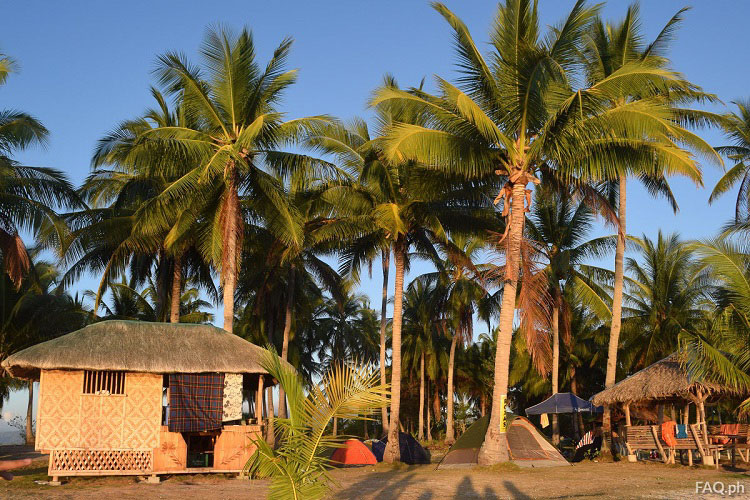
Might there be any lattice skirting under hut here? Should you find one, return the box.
[49,448,153,476]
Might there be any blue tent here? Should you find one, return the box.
[525,392,603,415]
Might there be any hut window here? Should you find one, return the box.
[83,370,126,395]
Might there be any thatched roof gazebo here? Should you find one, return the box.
[590,353,746,466]
[591,353,731,409]
[1,320,285,483]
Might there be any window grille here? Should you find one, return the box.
[83,370,125,395]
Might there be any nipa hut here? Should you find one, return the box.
[591,353,742,465]
[1,320,282,483]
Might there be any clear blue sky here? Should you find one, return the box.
[1,1,748,415]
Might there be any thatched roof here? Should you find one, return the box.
[2,320,284,380]
[591,353,735,406]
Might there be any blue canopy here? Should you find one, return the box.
[525,392,603,415]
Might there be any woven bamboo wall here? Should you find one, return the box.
[36,369,162,452]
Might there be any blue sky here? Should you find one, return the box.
[0,1,748,414]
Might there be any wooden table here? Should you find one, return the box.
[713,434,742,469]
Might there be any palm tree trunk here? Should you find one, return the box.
[170,252,182,323]
[380,247,390,434]
[222,175,240,334]
[445,335,458,444]
[552,295,560,445]
[480,393,486,417]
[265,386,275,446]
[383,239,405,463]
[602,175,626,455]
[278,265,295,420]
[333,417,338,436]
[418,352,425,441]
[157,248,169,321]
[426,378,432,441]
[570,368,581,442]
[25,380,34,445]
[478,180,527,465]
[433,383,440,427]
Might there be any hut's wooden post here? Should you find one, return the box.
[624,404,631,426]
[255,375,264,426]
[683,403,689,425]
[624,404,637,462]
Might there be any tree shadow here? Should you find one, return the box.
[453,476,501,499]
[333,468,423,499]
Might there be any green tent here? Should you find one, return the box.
[438,415,569,469]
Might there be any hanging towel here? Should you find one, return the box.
[722,423,741,436]
[661,421,677,447]
[577,430,593,449]
[540,413,549,428]
[169,373,225,433]
[223,373,243,422]
[675,424,688,439]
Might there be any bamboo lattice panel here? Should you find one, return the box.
[49,449,153,474]
[36,370,162,451]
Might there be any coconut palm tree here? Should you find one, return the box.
[681,238,750,414]
[373,0,716,463]
[525,184,613,443]
[581,4,724,452]
[402,279,442,441]
[67,88,216,323]
[310,86,497,461]
[0,52,81,285]
[709,100,750,223]
[417,235,486,443]
[619,232,709,372]
[128,26,331,334]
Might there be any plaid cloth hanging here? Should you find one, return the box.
[169,373,225,433]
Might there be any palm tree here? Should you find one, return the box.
[619,232,708,372]
[0,51,81,285]
[129,26,330,334]
[373,0,715,463]
[304,103,398,434]
[581,4,723,452]
[709,100,750,223]
[310,86,496,461]
[247,350,388,500]
[525,184,613,443]
[67,89,215,323]
[418,235,486,444]
[682,238,750,414]
[402,279,441,441]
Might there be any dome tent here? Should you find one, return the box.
[371,432,430,464]
[330,439,377,466]
[438,415,569,469]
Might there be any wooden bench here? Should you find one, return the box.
[624,424,722,467]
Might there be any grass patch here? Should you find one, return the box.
[478,462,521,473]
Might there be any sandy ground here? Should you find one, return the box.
[1,455,750,499]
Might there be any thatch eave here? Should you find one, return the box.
[1,320,288,381]
[591,353,741,406]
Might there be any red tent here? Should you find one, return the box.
[331,439,377,466]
